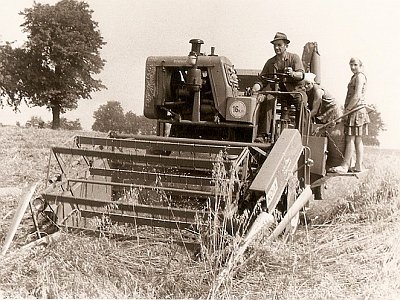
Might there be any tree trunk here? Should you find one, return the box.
[52,102,61,129]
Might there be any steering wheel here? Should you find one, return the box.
[261,73,291,83]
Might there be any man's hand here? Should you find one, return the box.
[285,67,294,77]
[344,107,353,113]
[251,83,261,94]
[256,94,266,103]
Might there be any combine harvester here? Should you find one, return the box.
[4,39,338,253]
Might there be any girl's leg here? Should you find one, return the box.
[354,136,364,171]
[343,135,355,169]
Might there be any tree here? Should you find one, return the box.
[25,116,45,128]
[136,115,157,135]
[124,111,139,134]
[0,0,106,129]
[61,118,82,130]
[92,101,125,132]
[46,117,82,130]
[123,111,158,135]
[0,43,30,109]
[92,101,157,134]
[363,104,386,146]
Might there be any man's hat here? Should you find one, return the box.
[270,32,290,44]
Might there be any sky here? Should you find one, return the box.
[0,0,399,149]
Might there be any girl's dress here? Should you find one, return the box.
[344,72,370,136]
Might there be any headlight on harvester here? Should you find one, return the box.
[32,196,47,212]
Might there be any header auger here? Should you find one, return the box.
[3,39,339,255]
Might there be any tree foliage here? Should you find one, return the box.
[92,101,157,135]
[124,111,139,134]
[363,104,386,146]
[24,115,82,130]
[52,117,82,130]
[0,0,106,129]
[136,115,157,135]
[25,116,45,128]
[92,101,125,132]
[124,112,157,135]
[0,43,30,108]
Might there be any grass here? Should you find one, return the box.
[1,125,400,299]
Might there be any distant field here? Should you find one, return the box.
[0,126,399,299]
[366,145,400,156]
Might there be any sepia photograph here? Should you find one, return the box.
[1,0,399,298]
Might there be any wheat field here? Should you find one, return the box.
[0,125,399,299]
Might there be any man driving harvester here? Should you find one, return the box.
[252,32,307,142]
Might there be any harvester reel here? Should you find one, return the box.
[36,135,270,250]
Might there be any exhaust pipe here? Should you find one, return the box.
[189,39,204,56]
[187,39,204,122]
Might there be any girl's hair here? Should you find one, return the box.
[349,57,363,66]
